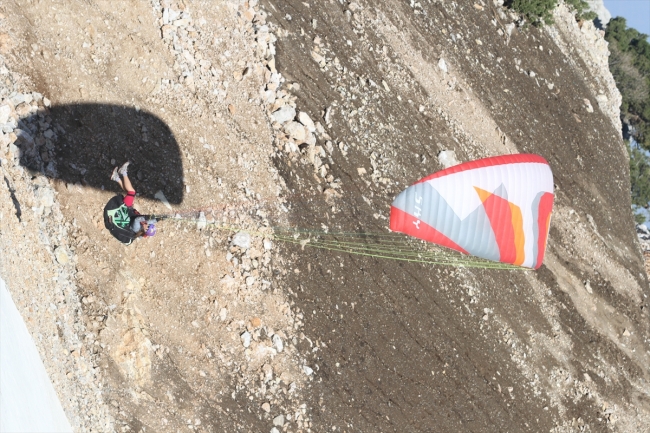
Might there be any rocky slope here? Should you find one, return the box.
[0,0,648,432]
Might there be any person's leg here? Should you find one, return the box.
[121,174,135,193]
[111,167,125,190]
[121,174,137,207]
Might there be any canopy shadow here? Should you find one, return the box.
[16,103,183,204]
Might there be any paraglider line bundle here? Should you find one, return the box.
[149,211,526,270]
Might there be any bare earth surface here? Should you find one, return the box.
[0,1,649,432]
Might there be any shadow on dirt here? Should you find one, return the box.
[16,103,183,204]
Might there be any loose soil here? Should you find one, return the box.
[0,0,648,432]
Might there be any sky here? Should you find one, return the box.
[604,0,650,36]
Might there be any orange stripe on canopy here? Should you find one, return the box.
[508,202,525,266]
[474,187,519,264]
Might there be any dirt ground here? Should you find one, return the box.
[1,0,649,432]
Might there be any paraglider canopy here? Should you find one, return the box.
[390,154,554,269]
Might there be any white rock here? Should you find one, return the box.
[438,58,447,73]
[0,105,10,124]
[272,334,283,353]
[262,402,271,413]
[34,186,54,208]
[246,276,255,287]
[154,190,172,210]
[219,308,228,322]
[284,121,307,143]
[270,428,280,433]
[241,331,252,348]
[54,247,69,265]
[10,93,26,106]
[232,231,251,249]
[273,415,284,427]
[196,212,207,230]
[303,365,313,376]
[263,239,273,250]
[437,150,459,169]
[272,105,296,124]
[584,98,594,113]
[305,132,317,146]
[298,112,316,132]
[14,129,34,145]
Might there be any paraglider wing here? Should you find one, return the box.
[390,154,554,269]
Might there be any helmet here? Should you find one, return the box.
[145,224,157,237]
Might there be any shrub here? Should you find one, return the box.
[606,17,650,149]
[565,0,597,21]
[629,145,650,221]
[505,0,558,26]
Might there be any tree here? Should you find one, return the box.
[605,17,650,149]
[629,144,650,223]
[505,0,596,26]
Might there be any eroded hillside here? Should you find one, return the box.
[0,0,648,432]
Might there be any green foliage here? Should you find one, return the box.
[605,17,650,149]
[635,211,646,225]
[505,0,597,26]
[565,0,597,21]
[629,145,650,215]
[505,0,558,26]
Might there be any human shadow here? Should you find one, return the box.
[16,103,183,204]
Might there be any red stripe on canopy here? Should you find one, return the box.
[390,206,468,255]
[414,154,549,185]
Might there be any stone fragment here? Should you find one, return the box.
[10,93,25,106]
[242,8,255,21]
[438,58,447,73]
[584,99,594,113]
[284,121,307,143]
[273,415,284,427]
[173,18,190,27]
[303,365,313,375]
[250,317,261,327]
[272,105,296,124]
[262,402,271,413]
[54,247,69,265]
[298,111,316,132]
[232,232,251,249]
[196,212,207,230]
[154,190,172,210]
[437,150,459,169]
[304,132,316,146]
[35,186,54,208]
[272,334,283,352]
[241,331,252,348]
[0,104,10,124]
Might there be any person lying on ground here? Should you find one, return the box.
[103,162,157,245]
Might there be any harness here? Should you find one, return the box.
[103,195,138,245]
